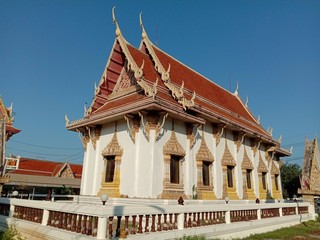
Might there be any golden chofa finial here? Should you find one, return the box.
[139,12,147,39]
[112,6,121,37]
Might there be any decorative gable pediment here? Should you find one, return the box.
[102,131,123,157]
[112,70,137,96]
[221,142,236,166]
[241,148,254,170]
[258,153,268,173]
[271,160,280,175]
[55,162,75,179]
[163,131,185,156]
[196,133,214,162]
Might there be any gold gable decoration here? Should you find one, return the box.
[163,131,185,157]
[271,160,280,175]
[258,153,268,173]
[102,131,123,157]
[196,133,214,162]
[221,142,236,166]
[241,148,254,170]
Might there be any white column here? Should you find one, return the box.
[257,208,261,220]
[42,209,49,226]
[9,204,15,218]
[97,216,108,240]
[177,211,184,230]
[225,210,231,224]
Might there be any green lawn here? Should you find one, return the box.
[176,219,320,240]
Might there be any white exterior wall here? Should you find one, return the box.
[81,117,280,200]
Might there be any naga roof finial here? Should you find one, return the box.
[139,12,147,39]
[234,81,239,95]
[112,6,121,37]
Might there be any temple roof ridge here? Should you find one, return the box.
[233,89,269,136]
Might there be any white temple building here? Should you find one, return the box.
[66,10,290,201]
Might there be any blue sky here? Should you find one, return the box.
[1,0,319,164]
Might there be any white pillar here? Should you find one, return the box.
[225,210,231,224]
[257,208,261,220]
[9,204,15,218]
[279,207,283,217]
[42,209,49,226]
[97,216,108,240]
[177,213,184,230]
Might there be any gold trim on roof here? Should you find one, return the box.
[110,7,157,100]
[139,13,195,110]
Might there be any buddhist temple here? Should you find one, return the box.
[66,9,291,200]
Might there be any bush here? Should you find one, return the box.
[2,224,26,240]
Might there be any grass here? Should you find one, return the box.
[176,220,320,240]
[241,220,320,240]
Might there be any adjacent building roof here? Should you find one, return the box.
[66,9,289,154]
[2,157,82,188]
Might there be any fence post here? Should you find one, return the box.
[97,216,108,240]
[177,213,184,230]
[9,204,15,218]
[42,209,49,226]
[257,208,261,220]
[279,207,283,217]
[225,210,231,224]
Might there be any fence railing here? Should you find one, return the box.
[0,198,312,239]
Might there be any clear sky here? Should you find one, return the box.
[1,0,319,165]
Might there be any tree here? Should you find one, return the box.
[281,163,301,199]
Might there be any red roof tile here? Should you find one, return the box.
[8,158,82,179]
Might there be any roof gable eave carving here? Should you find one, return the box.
[139,13,195,111]
[111,8,158,100]
[88,39,124,114]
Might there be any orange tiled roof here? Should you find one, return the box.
[8,158,82,179]
[68,22,273,142]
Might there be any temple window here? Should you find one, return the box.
[246,169,252,189]
[170,155,181,184]
[274,174,279,191]
[105,155,115,182]
[202,161,211,186]
[262,172,267,190]
[227,166,234,188]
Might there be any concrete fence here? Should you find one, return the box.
[0,197,315,240]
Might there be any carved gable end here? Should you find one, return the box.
[54,163,75,178]
[241,148,254,170]
[221,142,236,166]
[271,160,280,175]
[258,153,268,173]
[163,131,185,156]
[102,132,123,156]
[112,68,138,97]
[196,133,214,162]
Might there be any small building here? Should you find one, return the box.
[66,11,290,200]
[2,156,82,197]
